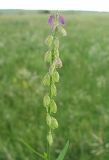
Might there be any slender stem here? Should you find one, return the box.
[47,36,55,160]
[47,139,50,160]
[47,53,52,160]
[47,22,57,160]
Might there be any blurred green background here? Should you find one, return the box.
[0,11,109,160]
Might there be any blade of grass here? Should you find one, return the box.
[56,141,69,160]
[18,138,46,159]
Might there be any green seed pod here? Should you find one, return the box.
[58,26,67,36]
[51,83,57,97]
[45,35,53,46]
[50,99,57,113]
[46,113,51,126]
[54,48,59,58]
[52,71,59,82]
[49,64,55,75]
[54,38,59,48]
[42,73,50,86]
[47,132,53,146]
[43,95,50,108]
[44,51,51,63]
[51,117,58,129]
[54,57,62,68]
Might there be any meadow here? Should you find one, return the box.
[0,11,109,160]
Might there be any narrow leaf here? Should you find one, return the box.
[56,141,69,160]
[18,138,45,159]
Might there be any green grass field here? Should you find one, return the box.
[0,11,109,160]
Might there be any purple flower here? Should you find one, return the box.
[48,15,54,26]
[59,16,65,24]
[48,15,65,26]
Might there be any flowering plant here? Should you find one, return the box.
[42,12,69,160]
[19,12,69,160]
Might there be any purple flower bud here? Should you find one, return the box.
[48,15,54,26]
[59,16,65,24]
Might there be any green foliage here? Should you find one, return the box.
[56,141,69,160]
[0,11,109,160]
[19,139,46,159]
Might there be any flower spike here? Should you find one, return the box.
[43,12,67,155]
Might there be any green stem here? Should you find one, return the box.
[47,139,50,160]
[47,35,55,160]
[47,52,53,160]
[47,26,56,160]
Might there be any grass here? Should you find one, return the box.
[0,11,109,160]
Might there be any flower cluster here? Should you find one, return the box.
[43,13,67,146]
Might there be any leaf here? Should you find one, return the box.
[18,138,45,159]
[56,141,69,160]
[43,152,48,160]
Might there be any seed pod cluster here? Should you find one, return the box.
[43,14,67,146]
